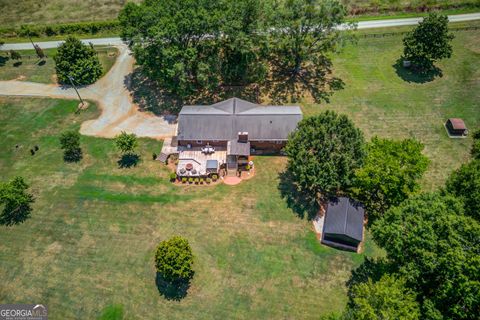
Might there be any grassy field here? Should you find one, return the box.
[0,25,478,320]
[0,0,478,28]
[0,97,382,319]
[304,26,480,190]
[0,46,118,84]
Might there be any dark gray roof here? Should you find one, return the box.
[177,98,303,141]
[323,197,364,242]
[228,140,250,156]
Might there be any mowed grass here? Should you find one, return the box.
[303,27,480,190]
[0,97,381,319]
[0,46,118,84]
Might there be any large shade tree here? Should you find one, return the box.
[285,111,365,200]
[119,0,224,100]
[219,0,269,86]
[403,13,454,71]
[371,193,480,319]
[445,159,480,221]
[345,275,421,320]
[54,36,103,85]
[0,177,35,226]
[268,0,351,102]
[351,137,429,223]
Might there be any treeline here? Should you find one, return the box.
[119,0,353,105]
[0,20,120,39]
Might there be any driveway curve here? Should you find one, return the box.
[0,45,176,139]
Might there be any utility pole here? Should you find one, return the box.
[68,76,84,107]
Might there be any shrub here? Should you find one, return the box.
[169,172,177,182]
[194,178,199,184]
[188,178,193,184]
[181,177,187,183]
[59,130,82,162]
[206,178,211,184]
[154,236,194,282]
[152,153,157,160]
[212,174,218,181]
[199,178,204,184]
[246,164,251,170]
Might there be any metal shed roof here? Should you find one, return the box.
[323,197,364,242]
[447,118,467,130]
[177,98,303,141]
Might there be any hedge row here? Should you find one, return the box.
[0,20,121,39]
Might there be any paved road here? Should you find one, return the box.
[1,12,479,50]
[0,45,176,139]
[355,12,480,29]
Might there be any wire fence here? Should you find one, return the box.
[359,25,480,38]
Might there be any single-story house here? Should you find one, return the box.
[176,97,303,172]
[445,118,468,136]
[322,197,365,252]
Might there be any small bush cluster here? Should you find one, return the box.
[0,20,121,39]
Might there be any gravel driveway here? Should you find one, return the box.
[0,45,176,139]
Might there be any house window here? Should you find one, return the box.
[196,140,203,144]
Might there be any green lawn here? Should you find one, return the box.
[304,27,480,190]
[0,97,381,319]
[0,25,478,320]
[0,46,118,84]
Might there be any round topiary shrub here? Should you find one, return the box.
[188,177,193,184]
[169,172,177,182]
[181,177,187,183]
[155,236,194,282]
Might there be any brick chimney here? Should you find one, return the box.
[238,132,248,143]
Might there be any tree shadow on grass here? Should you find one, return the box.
[0,56,9,67]
[263,59,345,104]
[393,58,443,84]
[155,273,192,301]
[0,205,32,226]
[278,170,319,220]
[13,61,22,67]
[124,68,182,120]
[117,153,141,168]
